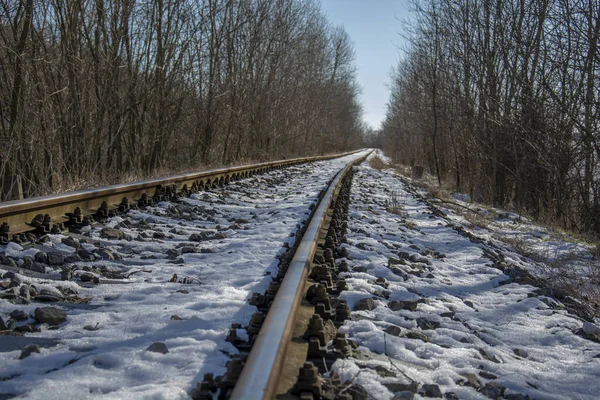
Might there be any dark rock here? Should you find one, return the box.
[1,257,18,268]
[1,287,19,299]
[388,257,405,266]
[34,307,67,325]
[371,365,396,378]
[47,252,65,266]
[95,249,115,260]
[166,248,179,258]
[100,227,124,240]
[389,300,419,312]
[15,324,36,333]
[416,318,440,330]
[61,269,72,281]
[79,272,100,284]
[64,253,82,263]
[57,286,78,296]
[168,258,185,264]
[392,392,415,400]
[200,248,214,254]
[444,392,459,400]
[345,385,368,400]
[384,382,419,393]
[10,310,29,321]
[420,384,442,398]
[39,288,62,298]
[214,233,227,240]
[181,246,198,254]
[354,298,377,311]
[0,316,8,330]
[146,342,169,354]
[153,231,166,239]
[416,256,431,265]
[582,322,600,336]
[18,344,41,360]
[188,233,208,242]
[463,300,476,309]
[22,259,46,273]
[338,260,350,272]
[478,371,498,380]
[19,284,32,300]
[480,382,506,398]
[35,292,63,302]
[459,373,481,390]
[353,266,368,273]
[84,323,100,331]
[404,330,429,342]
[77,248,95,261]
[478,348,502,363]
[34,251,48,264]
[398,251,410,259]
[30,261,46,273]
[440,311,456,319]
[390,267,407,279]
[337,247,350,258]
[384,325,402,337]
[61,237,80,249]
[1,317,16,330]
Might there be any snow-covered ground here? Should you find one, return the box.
[0,152,365,399]
[331,154,600,399]
[3,149,599,400]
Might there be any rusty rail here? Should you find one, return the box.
[0,151,361,239]
[229,150,370,400]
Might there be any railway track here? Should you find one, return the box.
[0,150,370,399]
[0,151,361,242]
[3,149,599,400]
[227,152,364,400]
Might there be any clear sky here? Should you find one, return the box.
[320,0,412,130]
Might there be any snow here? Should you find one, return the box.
[2,148,599,399]
[333,154,600,399]
[0,152,367,399]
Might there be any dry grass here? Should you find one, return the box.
[544,258,600,315]
[385,189,408,217]
[493,235,537,259]
[369,156,388,171]
[463,212,494,230]
[495,233,600,316]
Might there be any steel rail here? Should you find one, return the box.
[229,150,371,400]
[0,150,361,236]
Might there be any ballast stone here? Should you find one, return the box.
[34,307,67,326]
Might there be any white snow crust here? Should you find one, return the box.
[0,152,365,399]
[334,154,600,399]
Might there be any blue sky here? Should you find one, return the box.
[320,0,412,130]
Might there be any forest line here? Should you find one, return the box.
[1,0,364,199]
[381,0,600,234]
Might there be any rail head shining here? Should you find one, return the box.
[0,151,362,235]
[229,150,370,400]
